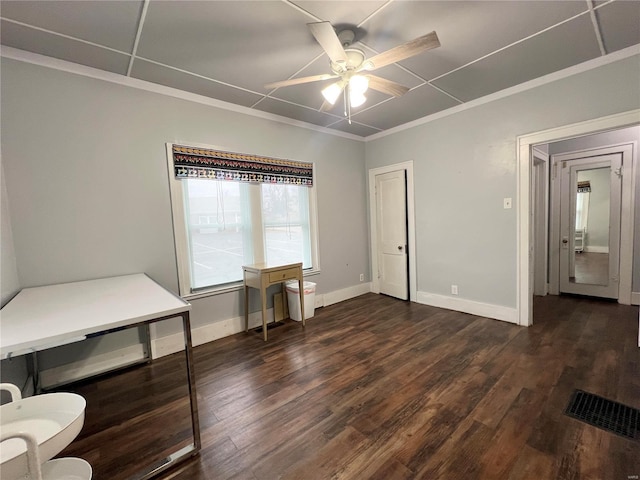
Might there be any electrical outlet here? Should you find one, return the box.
[451,285,458,295]
[359,274,364,282]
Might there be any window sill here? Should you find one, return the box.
[182,268,321,301]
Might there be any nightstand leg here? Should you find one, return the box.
[261,287,268,341]
[244,285,249,332]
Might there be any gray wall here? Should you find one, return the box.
[549,125,640,291]
[1,163,20,307]
[366,54,640,308]
[0,58,369,338]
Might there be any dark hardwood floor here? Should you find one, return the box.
[62,293,639,480]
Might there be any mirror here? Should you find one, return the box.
[570,167,610,286]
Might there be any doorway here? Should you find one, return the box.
[516,110,639,326]
[368,161,417,302]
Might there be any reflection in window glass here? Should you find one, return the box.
[261,184,312,268]
[184,179,252,288]
[180,178,316,292]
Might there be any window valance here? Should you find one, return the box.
[172,144,313,186]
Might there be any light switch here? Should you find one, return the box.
[503,197,512,209]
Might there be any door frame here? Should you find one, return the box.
[517,109,639,326]
[532,147,549,296]
[369,161,417,302]
[549,148,629,298]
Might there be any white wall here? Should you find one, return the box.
[1,162,20,306]
[366,54,640,312]
[0,58,369,351]
[0,164,26,397]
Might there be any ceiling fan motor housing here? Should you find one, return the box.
[331,48,365,74]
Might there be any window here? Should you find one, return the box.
[167,144,319,297]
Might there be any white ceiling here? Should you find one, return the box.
[1,0,639,138]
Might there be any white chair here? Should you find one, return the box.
[0,384,92,480]
[0,431,92,480]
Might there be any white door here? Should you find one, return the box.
[375,170,408,300]
[559,153,622,299]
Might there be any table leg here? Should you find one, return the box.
[261,286,268,341]
[244,285,249,333]
[182,312,201,451]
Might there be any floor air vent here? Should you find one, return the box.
[565,389,639,441]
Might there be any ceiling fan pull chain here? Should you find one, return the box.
[343,89,348,118]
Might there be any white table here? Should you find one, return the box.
[0,273,200,479]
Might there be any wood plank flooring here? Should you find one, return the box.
[61,294,639,480]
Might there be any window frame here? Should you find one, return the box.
[166,143,320,299]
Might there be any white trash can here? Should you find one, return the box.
[285,281,316,322]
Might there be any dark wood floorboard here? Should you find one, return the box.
[62,294,639,480]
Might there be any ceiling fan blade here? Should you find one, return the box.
[307,21,349,64]
[367,75,410,97]
[363,31,440,71]
[265,73,338,90]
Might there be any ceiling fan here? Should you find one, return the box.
[265,22,440,123]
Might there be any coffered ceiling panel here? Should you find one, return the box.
[596,0,640,53]
[0,19,131,74]
[1,0,638,138]
[325,119,381,137]
[359,0,589,81]
[0,0,143,52]
[130,59,264,107]
[352,85,461,131]
[293,1,387,26]
[432,14,602,102]
[251,96,339,128]
[136,1,317,93]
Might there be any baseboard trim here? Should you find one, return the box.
[416,291,519,325]
[583,246,609,254]
[631,292,640,306]
[152,283,372,358]
[39,344,146,388]
[321,282,371,307]
[151,308,275,358]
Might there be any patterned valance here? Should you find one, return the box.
[172,145,313,186]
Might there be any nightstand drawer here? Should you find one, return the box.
[269,268,299,283]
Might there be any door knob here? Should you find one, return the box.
[562,239,568,244]
[398,246,403,250]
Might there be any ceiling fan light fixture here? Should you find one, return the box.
[349,75,369,94]
[322,82,343,105]
[361,60,375,71]
[349,91,367,108]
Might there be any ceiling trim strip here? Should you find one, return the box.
[587,0,607,56]
[126,0,151,77]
